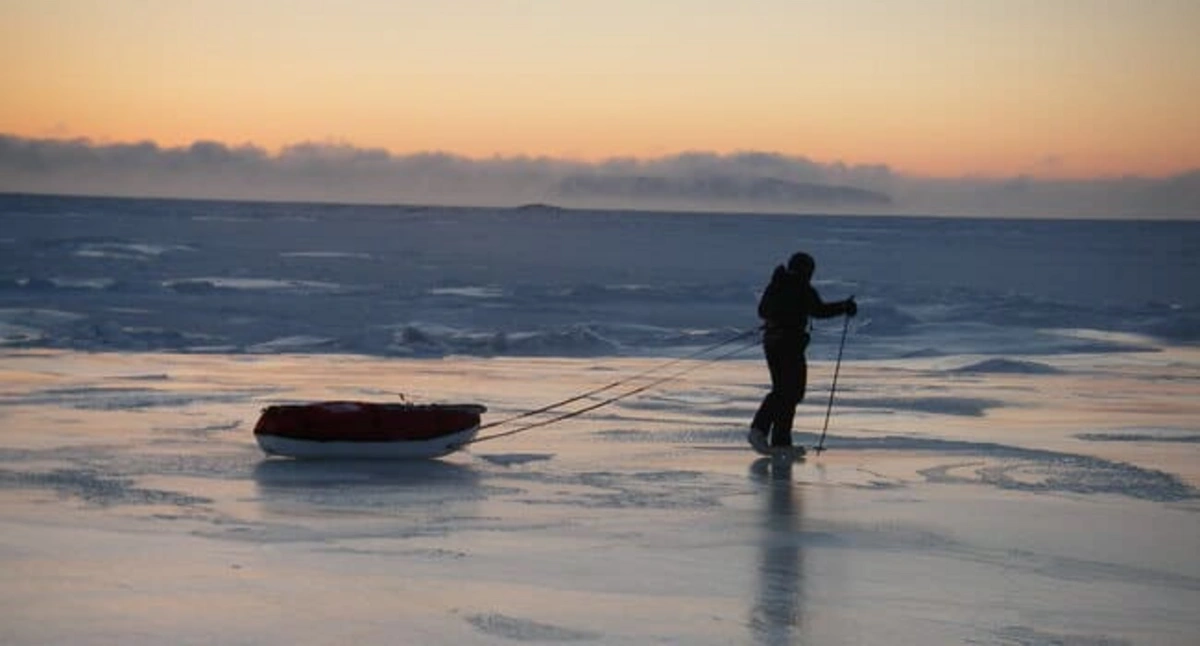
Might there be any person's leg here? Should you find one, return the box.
[797,355,808,404]
[763,336,803,446]
[771,354,806,446]
[752,340,783,432]
[749,339,783,452]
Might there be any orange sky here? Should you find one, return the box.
[3,0,1198,178]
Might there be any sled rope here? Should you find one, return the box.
[460,329,761,446]
[476,327,761,432]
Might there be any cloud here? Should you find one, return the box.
[0,134,1196,219]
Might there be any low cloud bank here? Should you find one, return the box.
[1,134,1196,218]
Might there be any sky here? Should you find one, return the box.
[2,0,1199,216]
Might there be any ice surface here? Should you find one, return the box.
[1,194,1197,643]
[1,350,1197,645]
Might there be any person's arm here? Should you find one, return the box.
[806,286,856,319]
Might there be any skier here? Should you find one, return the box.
[750,252,856,455]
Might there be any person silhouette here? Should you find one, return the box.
[749,252,856,455]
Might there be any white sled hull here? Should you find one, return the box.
[256,425,479,460]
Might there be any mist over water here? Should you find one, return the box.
[1,193,1197,360]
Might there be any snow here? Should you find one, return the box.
[949,358,1064,375]
[3,194,1198,360]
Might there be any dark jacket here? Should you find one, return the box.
[757,265,849,332]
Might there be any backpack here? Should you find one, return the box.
[757,267,786,320]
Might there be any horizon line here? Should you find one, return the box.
[4,190,1194,225]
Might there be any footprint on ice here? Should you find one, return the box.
[475,453,554,467]
[466,613,599,642]
[992,624,1131,646]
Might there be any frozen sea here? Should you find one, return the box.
[1,193,1199,644]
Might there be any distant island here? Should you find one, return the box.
[513,202,567,212]
[556,174,892,207]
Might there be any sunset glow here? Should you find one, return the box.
[3,0,1199,179]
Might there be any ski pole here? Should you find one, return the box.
[814,307,851,454]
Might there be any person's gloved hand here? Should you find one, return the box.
[845,298,858,317]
